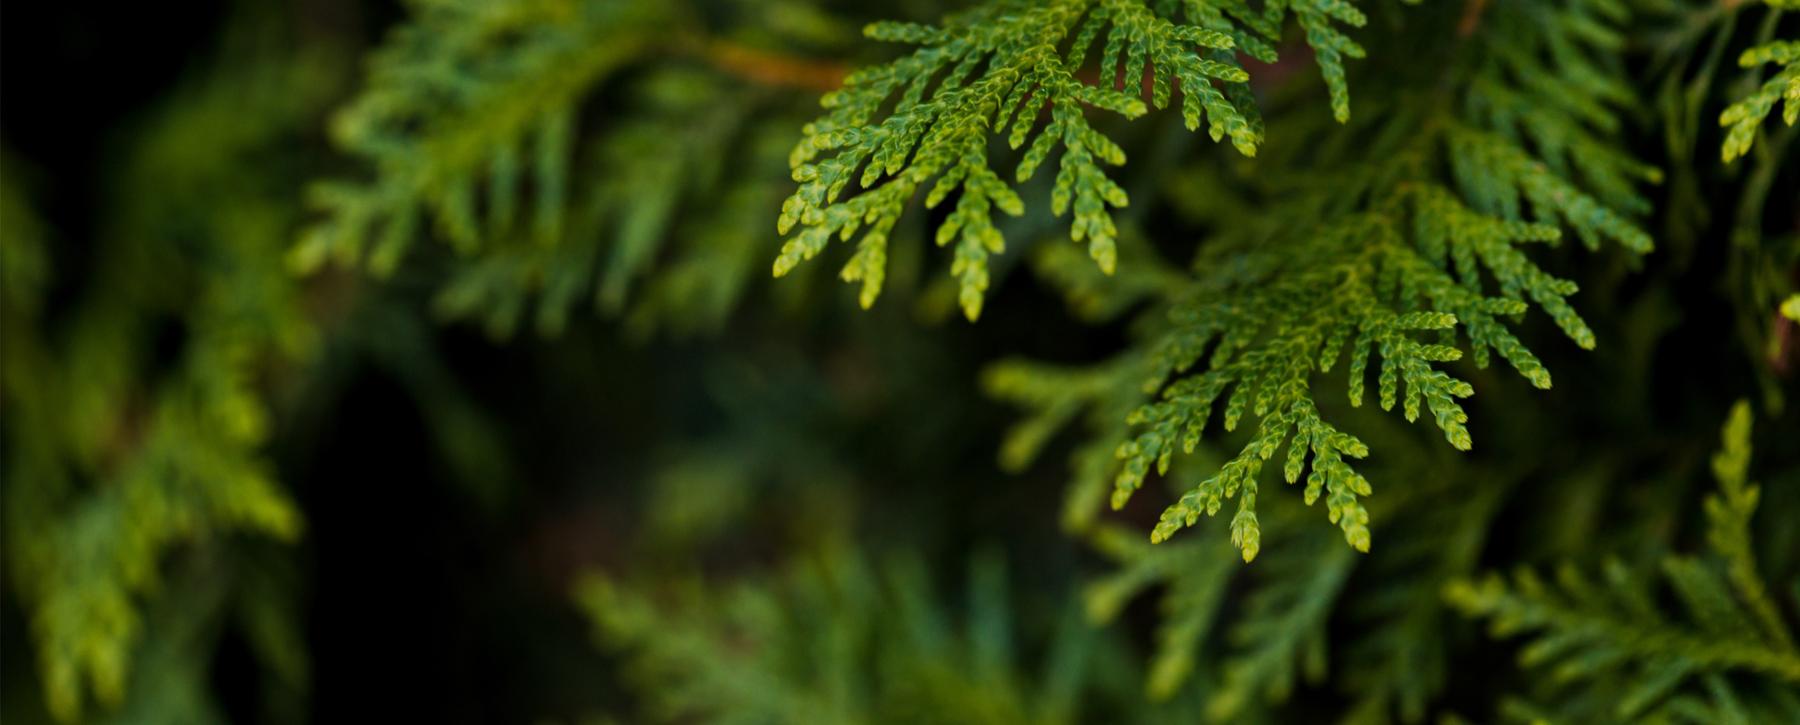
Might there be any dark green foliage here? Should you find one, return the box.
[1644,0,1800,412]
[295,0,664,273]
[1449,402,1800,722]
[5,0,1800,723]
[578,550,1125,724]
[997,0,1658,560]
[1064,417,1515,721]
[299,0,841,339]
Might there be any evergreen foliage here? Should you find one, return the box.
[1642,0,1800,410]
[298,0,844,339]
[4,0,1799,722]
[995,0,1658,560]
[1,28,330,719]
[1068,417,1514,721]
[578,550,1127,724]
[773,0,1379,320]
[1720,1,1800,162]
[1448,402,1800,722]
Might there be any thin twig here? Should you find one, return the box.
[1458,0,1490,37]
[696,38,847,93]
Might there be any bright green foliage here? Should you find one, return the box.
[1117,171,1635,557]
[577,550,1129,724]
[998,0,1656,560]
[1720,6,1800,162]
[1,36,329,720]
[774,0,1375,321]
[11,0,1800,721]
[1448,401,1800,722]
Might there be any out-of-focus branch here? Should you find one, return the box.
[691,38,847,92]
[1459,0,1490,36]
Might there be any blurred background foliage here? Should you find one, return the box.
[1,0,1797,723]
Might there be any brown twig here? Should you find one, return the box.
[696,38,848,93]
[1458,0,1490,37]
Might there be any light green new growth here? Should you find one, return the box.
[774,0,1370,321]
[1721,33,1799,162]
[992,0,1655,561]
[1448,401,1800,722]
[1115,143,1648,560]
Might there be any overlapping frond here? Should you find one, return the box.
[295,0,662,272]
[1082,522,1240,701]
[298,0,829,338]
[576,550,1122,724]
[1448,401,1800,722]
[986,353,1160,532]
[1080,497,1359,718]
[994,0,1655,560]
[425,74,798,338]
[1331,464,1513,723]
[775,0,1375,320]
[1204,526,1356,720]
